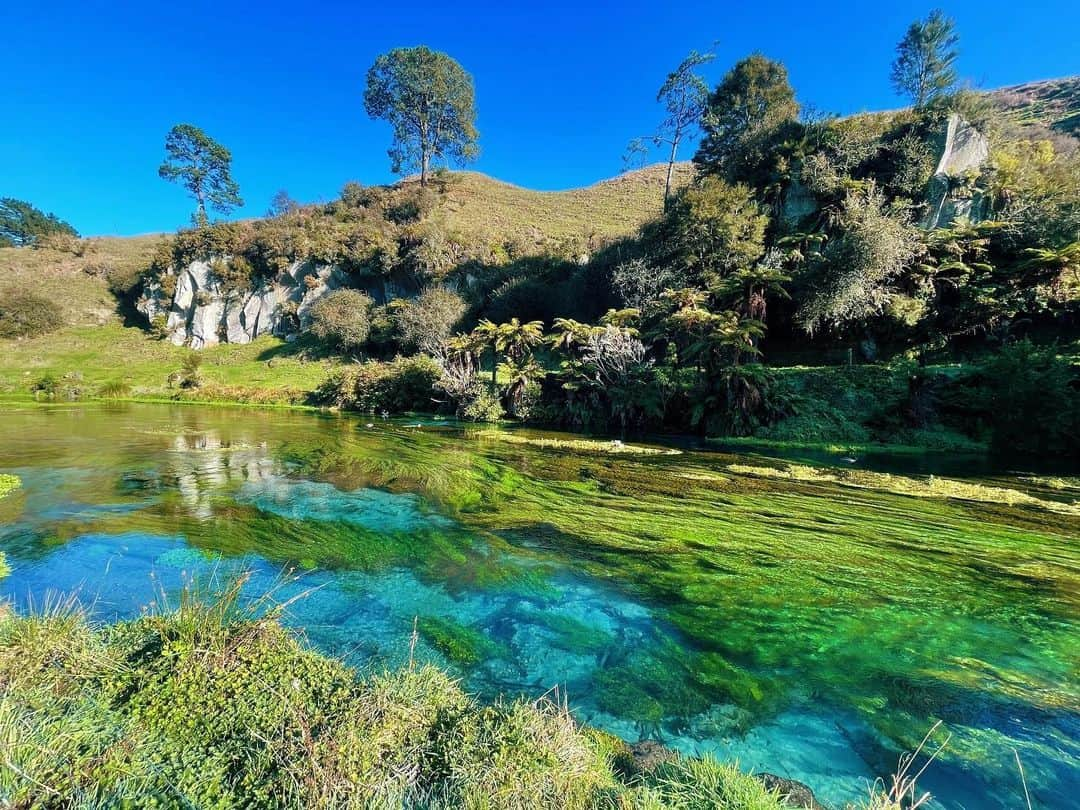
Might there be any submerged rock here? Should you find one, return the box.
[625,739,680,775]
[757,773,828,809]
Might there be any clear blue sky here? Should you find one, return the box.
[2,0,1077,236]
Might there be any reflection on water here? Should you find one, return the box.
[0,403,1077,810]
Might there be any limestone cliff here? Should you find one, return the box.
[138,260,355,349]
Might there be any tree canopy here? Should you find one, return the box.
[158,124,244,227]
[890,9,959,108]
[0,198,78,247]
[694,54,799,189]
[364,46,479,187]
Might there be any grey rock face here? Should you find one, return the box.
[781,177,819,226]
[139,258,334,349]
[923,114,991,229]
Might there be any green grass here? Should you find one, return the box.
[0,235,164,325]
[0,582,789,809]
[0,324,341,404]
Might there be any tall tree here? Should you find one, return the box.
[158,124,243,227]
[891,10,959,108]
[0,199,78,247]
[639,50,714,205]
[694,54,799,188]
[364,46,479,187]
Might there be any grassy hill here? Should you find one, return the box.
[419,163,693,250]
[0,165,690,403]
[988,75,1080,136]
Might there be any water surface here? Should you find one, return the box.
[0,403,1076,809]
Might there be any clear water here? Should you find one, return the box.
[0,403,1076,809]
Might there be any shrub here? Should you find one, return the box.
[313,356,443,413]
[308,289,374,353]
[0,288,64,338]
[393,286,467,354]
[168,353,203,390]
[460,382,505,422]
[31,371,86,401]
[97,380,132,399]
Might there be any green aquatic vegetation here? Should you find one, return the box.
[0,473,19,498]
[417,615,510,665]
[0,593,790,809]
[0,403,1076,807]
[522,609,615,655]
[691,652,774,709]
[594,646,717,731]
[725,462,1080,514]
[471,428,682,456]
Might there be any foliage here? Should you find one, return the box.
[0,288,64,338]
[158,123,244,227]
[694,54,801,192]
[667,177,769,287]
[0,198,78,247]
[641,49,715,204]
[30,370,87,401]
[308,289,374,353]
[267,189,299,217]
[169,352,203,390]
[392,285,467,354]
[977,340,1080,456]
[797,185,922,333]
[314,355,443,413]
[891,10,959,108]
[611,256,681,309]
[364,46,479,187]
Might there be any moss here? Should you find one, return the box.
[524,609,615,655]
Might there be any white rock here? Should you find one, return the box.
[189,300,225,349]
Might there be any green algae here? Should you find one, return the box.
[417,616,510,666]
[726,462,1080,514]
[0,474,19,499]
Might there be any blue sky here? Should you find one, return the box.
[2,0,1077,236]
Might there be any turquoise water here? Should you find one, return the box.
[0,403,1077,808]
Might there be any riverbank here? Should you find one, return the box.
[0,581,805,809]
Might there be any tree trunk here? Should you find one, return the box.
[664,137,680,208]
[420,151,430,188]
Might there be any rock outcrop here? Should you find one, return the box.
[781,113,992,230]
[138,260,358,349]
[922,113,991,229]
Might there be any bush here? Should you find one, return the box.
[0,288,64,338]
[168,353,203,390]
[460,383,505,422]
[97,380,132,399]
[308,289,374,353]
[979,341,1080,456]
[313,356,443,414]
[393,286,467,354]
[31,371,86,401]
